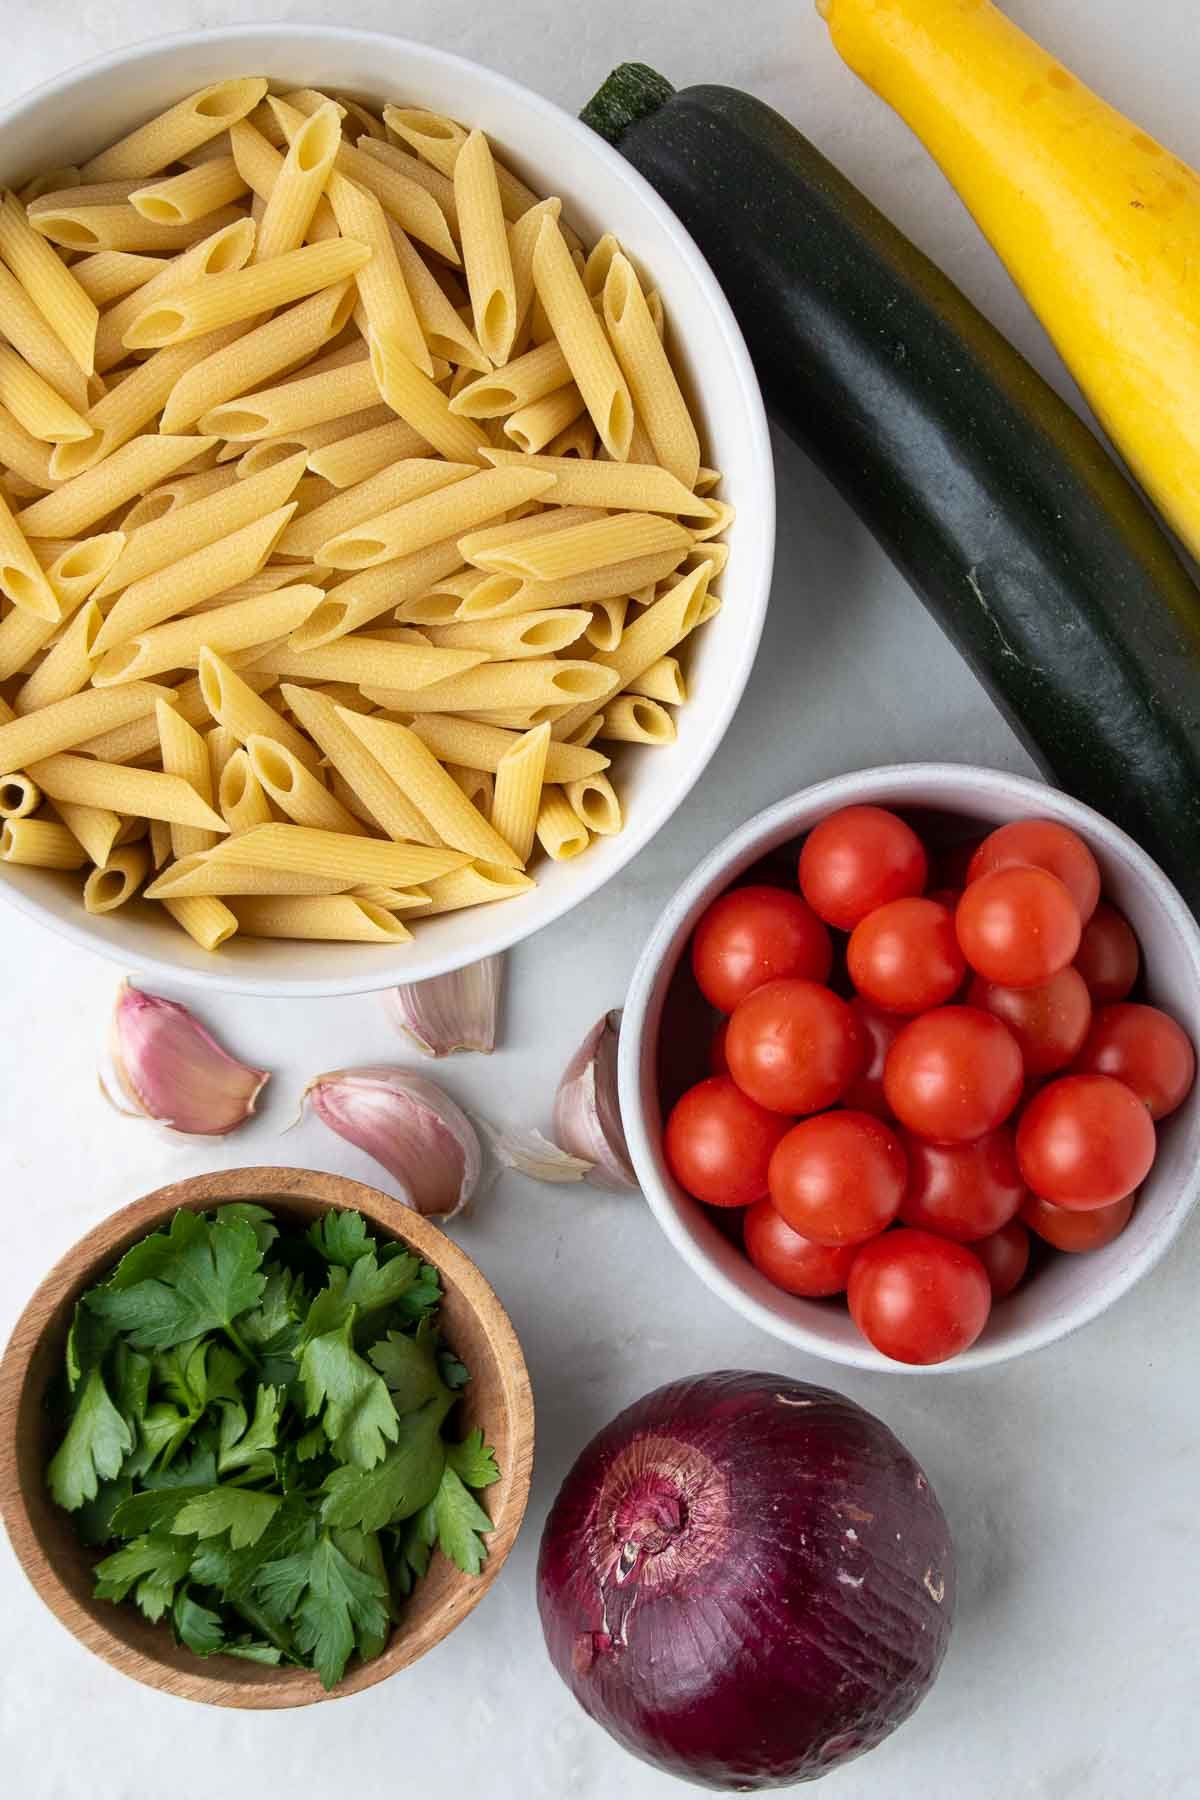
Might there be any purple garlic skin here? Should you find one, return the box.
[554,1011,637,1190]
[109,981,269,1136]
[305,1066,482,1218]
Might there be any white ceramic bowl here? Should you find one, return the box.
[619,764,1200,1373]
[0,28,772,997]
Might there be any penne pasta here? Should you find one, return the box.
[120,464,239,530]
[291,536,463,646]
[280,682,438,845]
[490,720,550,862]
[206,722,240,791]
[0,263,90,412]
[197,352,380,441]
[503,384,586,455]
[454,130,517,366]
[13,600,101,710]
[424,608,589,659]
[231,893,413,942]
[123,239,370,349]
[55,801,122,865]
[318,464,554,570]
[480,447,713,517]
[565,771,623,834]
[534,788,590,861]
[246,634,486,689]
[31,203,248,256]
[385,219,488,373]
[0,404,56,488]
[326,172,431,376]
[407,712,609,781]
[83,843,150,913]
[218,746,273,834]
[306,415,431,487]
[0,191,99,377]
[50,334,247,481]
[604,253,701,488]
[199,646,321,770]
[338,710,522,867]
[276,456,472,560]
[0,487,63,619]
[0,772,42,819]
[599,694,677,744]
[585,594,629,652]
[131,159,249,227]
[91,581,323,686]
[368,331,489,465]
[361,656,618,716]
[95,453,306,598]
[148,852,351,899]
[162,894,239,950]
[93,220,257,375]
[71,251,170,306]
[200,821,470,885]
[0,344,92,445]
[254,101,342,262]
[532,214,633,461]
[468,511,690,582]
[450,338,569,418]
[159,281,356,431]
[156,699,220,858]
[629,654,687,705]
[93,502,297,651]
[17,433,215,538]
[82,80,270,182]
[246,733,365,834]
[419,859,535,914]
[1,816,88,868]
[25,752,228,831]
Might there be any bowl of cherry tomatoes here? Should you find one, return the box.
[618,764,1200,1370]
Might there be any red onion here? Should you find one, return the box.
[537,1372,954,1790]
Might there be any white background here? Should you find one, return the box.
[2,3,1198,1796]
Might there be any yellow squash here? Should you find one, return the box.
[817,0,1200,561]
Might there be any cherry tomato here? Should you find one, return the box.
[664,1076,790,1208]
[967,818,1101,924]
[1016,1073,1156,1208]
[768,1110,907,1246]
[848,1229,992,1364]
[884,1006,1025,1143]
[726,978,864,1116]
[742,1198,859,1296]
[967,966,1092,1077]
[841,997,904,1118]
[1074,901,1140,1003]
[899,1128,1025,1242]
[798,805,927,931]
[709,1018,730,1075]
[690,884,833,1013]
[847,897,966,1014]
[971,1220,1031,1299]
[1073,1002,1196,1120]
[956,866,1081,988]
[1021,1190,1135,1252]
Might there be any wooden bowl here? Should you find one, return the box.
[0,1167,534,1707]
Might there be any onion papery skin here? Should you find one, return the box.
[537,1372,954,1790]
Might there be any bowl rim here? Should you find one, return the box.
[0,1165,534,1706]
[618,761,1200,1375]
[0,25,775,1000]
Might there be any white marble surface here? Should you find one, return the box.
[2,3,1199,1796]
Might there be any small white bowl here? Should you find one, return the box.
[0,28,772,997]
[619,764,1200,1373]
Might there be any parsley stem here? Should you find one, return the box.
[223,1319,259,1370]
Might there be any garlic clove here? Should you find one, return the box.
[476,1118,593,1183]
[107,980,269,1136]
[384,955,503,1057]
[553,1010,637,1190]
[304,1066,483,1218]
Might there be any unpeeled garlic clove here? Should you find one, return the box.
[384,955,503,1057]
[553,1010,637,1190]
[304,1066,483,1218]
[476,1118,593,1183]
[106,980,269,1136]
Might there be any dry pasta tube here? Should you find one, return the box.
[280,683,438,847]
[1,816,88,868]
[490,721,550,863]
[532,214,633,461]
[424,609,589,660]
[629,655,686,705]
[83,844,150,914]
[82,79,269,181]
[419,859,536,914]
[162,894,239,950]
[481,447,712,518]
[123,240,371,350]
[599,695,677,745]
[17,435,216,538]
[230,894,413,943]
[338,710,522,869]
[245,734,365,836]
[407,713,609,781]
[565,772,623,834]
[0,773,41,819]
[535,788,590,862]
[0,681,172,774]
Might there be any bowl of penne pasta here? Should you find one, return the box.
[0,27,772,994]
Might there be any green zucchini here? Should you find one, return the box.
[583,68,1200,911]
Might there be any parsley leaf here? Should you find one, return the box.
[306,1211,373,1268]
[87,1211,267,1351]
[445,1429,500,1490]
[367,1319,448,1414]
[172,1588,226,1656]
[291,1533,391,1691]
[239,1267,307,1389]
[431,1466,495,1576]
[302,1252,422,1342]
[218,1203,279,1255]
[172,1486,282,1549]
[46,1367,134,1510]
[94,1534,191,1622]
[319,1398,450,1533]
[217,1385,282,1477]
[299,1313,399,1469]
